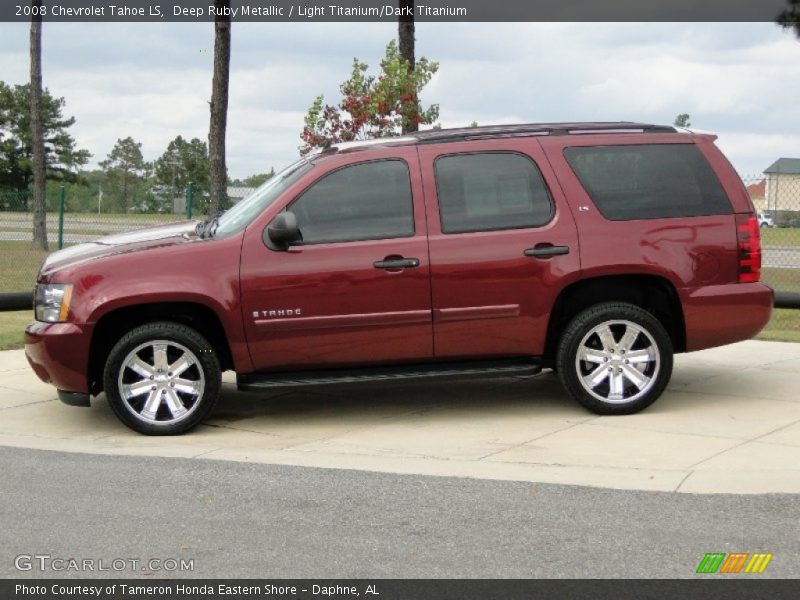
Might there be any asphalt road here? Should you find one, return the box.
[1,446,798,579]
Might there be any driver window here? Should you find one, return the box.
[290,159,414,244]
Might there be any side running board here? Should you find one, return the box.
[237,358,542,391]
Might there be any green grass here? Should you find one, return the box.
[0,241,48,293]
[0,311,31,351]
[0,213,188,292]
[757,309,800,343]
[761,227,800,247]
[759,268,800,342]
[761,267,800,293]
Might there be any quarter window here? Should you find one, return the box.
[434,152,554,234]
[290,160,414,244]
[564,144,732,220]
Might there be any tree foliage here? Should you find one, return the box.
[0,81,90,191]
[99,137,145,212]
[229,168,274,187]
[673,113,691,128]
[777,0,800,38]
[154,135,210,200]
[300,40,439,155]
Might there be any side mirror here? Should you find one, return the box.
[264,211,301,250]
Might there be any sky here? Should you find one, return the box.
[0,21,798,179]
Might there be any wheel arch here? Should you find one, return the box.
[88,302,234,395]
[543,274,685,366]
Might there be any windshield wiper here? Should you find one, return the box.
[195,210,226,239]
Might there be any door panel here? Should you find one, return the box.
[418,139,581,358]
[240,149,433,371]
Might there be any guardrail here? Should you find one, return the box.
[774,291,800,309]
[0,292,31,312]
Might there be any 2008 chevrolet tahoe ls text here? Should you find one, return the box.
[25,123,773,434]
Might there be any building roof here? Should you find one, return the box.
[764,158,800,174]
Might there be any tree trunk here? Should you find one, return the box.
[398,1,416,134]
[208,0,231,216]
[30,0,48,250]
[121,171,128,212]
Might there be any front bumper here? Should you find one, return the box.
[24,320,93,394]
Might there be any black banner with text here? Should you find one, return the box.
[0,0,796,23]
[4,579,800,600]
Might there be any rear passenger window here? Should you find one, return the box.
[434,152,553,234]
[564,144,732,220]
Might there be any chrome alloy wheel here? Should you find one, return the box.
[117,340,205,425]
[574,320,660,404]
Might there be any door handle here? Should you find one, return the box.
[524,245,570,258]
[373,257,420,270]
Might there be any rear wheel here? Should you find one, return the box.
[103,322,221,435]
[556,302,673,415]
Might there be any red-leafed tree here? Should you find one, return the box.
[299,40,438,155]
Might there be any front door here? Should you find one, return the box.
[240,149,433,371]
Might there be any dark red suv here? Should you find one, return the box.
[25,123,773,434]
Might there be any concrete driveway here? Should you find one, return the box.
[1,340,799,495]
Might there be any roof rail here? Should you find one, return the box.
[308,123,681,156]
[412,122,677,144]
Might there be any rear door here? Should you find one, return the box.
[418,138,581,358]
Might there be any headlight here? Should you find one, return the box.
[34,284,74,322]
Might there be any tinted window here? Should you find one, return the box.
[564,144,732,220]
[291,160,414,243]
[435,153,553,234]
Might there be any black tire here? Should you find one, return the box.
[103,321,221,435]
[556,302,673,415]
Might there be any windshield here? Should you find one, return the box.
[212,159,313,238]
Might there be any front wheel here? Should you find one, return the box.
[103,322,222,435]
[556,303,673,415]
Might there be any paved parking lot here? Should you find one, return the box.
[1,340,800,494]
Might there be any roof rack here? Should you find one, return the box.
[412,122,677,144]
[310,122,680,156]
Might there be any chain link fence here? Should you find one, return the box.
[744,172,800,341]
[1,175,799,339]
[0,184,257,294]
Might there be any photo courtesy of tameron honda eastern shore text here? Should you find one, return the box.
[24,123,774,435]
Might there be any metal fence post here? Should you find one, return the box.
[57,185,65,250]
[186,182,194,219]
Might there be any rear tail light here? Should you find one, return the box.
[736,214,761,283]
